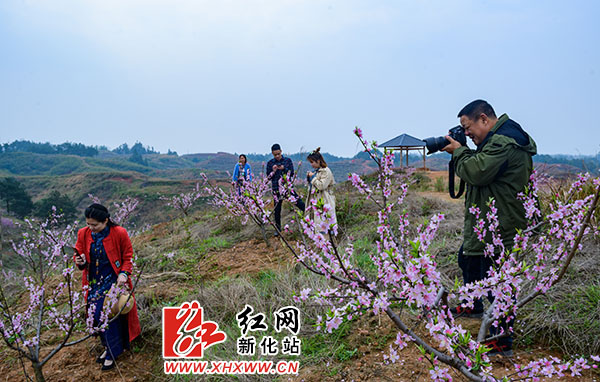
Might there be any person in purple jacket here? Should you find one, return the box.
[266,144,305,236]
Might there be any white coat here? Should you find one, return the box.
[309,166,337,229]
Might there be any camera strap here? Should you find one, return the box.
[448,159,465,199]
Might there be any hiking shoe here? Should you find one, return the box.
[96,350,107,364]
[450,305,483,318]
[101,359,116,371]
[482,339,513,357]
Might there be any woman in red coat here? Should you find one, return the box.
[74,203,141,370]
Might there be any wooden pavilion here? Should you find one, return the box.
[378,133,427,169]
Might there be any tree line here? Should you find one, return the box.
[1,140,169,157]
[0,178,76,220]
[1,140,100,157]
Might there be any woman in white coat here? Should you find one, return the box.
[306,147,337,233]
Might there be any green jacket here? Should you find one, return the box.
[452,114,537,256]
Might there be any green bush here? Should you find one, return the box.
[411,172,431,191]
[434,176,445,192]
[336,195,365,228]
[0,177,33,218]
[33,191,77,221]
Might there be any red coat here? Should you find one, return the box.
[75,225,141,342]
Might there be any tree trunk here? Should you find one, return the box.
[259,223,270,248]
[33,363,45,382]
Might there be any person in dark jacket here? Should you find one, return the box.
[442,99,537,356]
[266,144,305,235]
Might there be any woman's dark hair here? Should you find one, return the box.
[239,154,247,163]
[84,203,118,227]
[307,147,327,168]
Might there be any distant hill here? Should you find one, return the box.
[13,171,211,227]
[1,139,598,229]
[0,152,152,176]
[534,154,600,174]
[1,140,597,181]
[0,148,382,182]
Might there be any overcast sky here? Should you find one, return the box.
[1,0,598,157]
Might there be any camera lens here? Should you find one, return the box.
[424,136,450,155]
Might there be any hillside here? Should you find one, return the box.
[1,171,598,381]
[2,140,598,182]
[0,150,381,184]
[1,145,595,229]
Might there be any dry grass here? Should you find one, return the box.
[136,265,332,382]
[5,170,599,382]
[516,240,600,356]
[511,177,600,356]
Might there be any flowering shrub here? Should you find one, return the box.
[111,197,139,226]
[1,217,15,229]
[219,127,600,381]
[202,173,271,227]
[87,193,139,227]
[160,184,202,217]
[202,166,303,245]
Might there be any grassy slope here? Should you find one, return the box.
[127,173,599,380]
[12,171,213,229]
[106,175,465,380]
[1,169,598,381]
[0,150,382,183]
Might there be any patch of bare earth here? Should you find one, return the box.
[199,237,294,280]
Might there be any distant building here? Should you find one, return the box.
[378,134,426,169]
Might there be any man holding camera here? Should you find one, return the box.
[266,143,306,236]
[442,99,537,356]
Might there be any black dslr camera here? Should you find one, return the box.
[423,126,467,199]
[423,125,467,155]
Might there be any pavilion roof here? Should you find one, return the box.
[378,133,425,148]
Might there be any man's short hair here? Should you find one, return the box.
[271,143,281,151]
[457,100,497,120]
